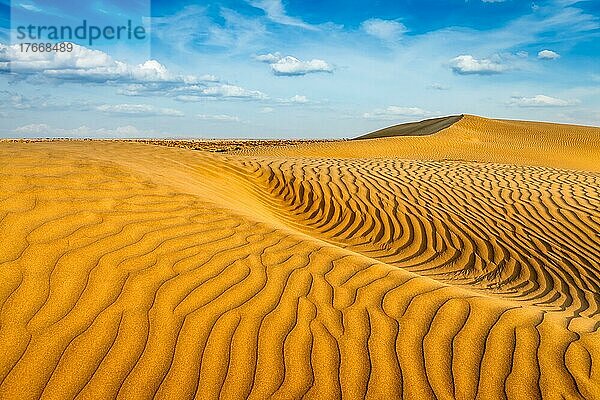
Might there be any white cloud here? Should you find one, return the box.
[538,49,560,60]
[2,43,111,72]
[361,19,407,41]
[0,43,268,102]
[120,80,267,102]
[96,104,184,117]
[197,114,240,122]
[363,106,436,120]
[254,53,283,63]
[450,55,507,75]
[172,83,267,101]
[1,43,198,85]
[270,56,333,76]
[508,94,578,107]
[482,0,506,3]
[200,84,268,99]
[260,107,274,113]
[254,53,332,76]
[246,0,317,30]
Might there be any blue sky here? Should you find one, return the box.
[0,0,599,138]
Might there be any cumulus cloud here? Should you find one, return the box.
[197,114,240,122]
[270,56,333,76]
[254,53,283,63]
[538,50,560,60]
[2,43,111,73]
[363,106,436,120]
[1,43,197,84]
[45,60,174,83]
[254,53,332,76]
[508,94,577,107]
[361,18,407,41]
[450,55,507,75]
[96,104,184,117]
[0,43,269,102]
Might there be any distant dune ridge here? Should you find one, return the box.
[355,115,464,140]
[0,115,599,399]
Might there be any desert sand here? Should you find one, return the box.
[0,114,599,399]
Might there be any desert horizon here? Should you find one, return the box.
[4,113,600,140]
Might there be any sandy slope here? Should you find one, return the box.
[242,115,599,172]
[0,115,599,399]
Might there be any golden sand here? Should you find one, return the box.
[0,115,599,399]
[241,115,599,172]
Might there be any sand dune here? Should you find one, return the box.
[242,115,599,172]
[0,115,599,399]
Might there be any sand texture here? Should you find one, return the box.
[0,115,599,399]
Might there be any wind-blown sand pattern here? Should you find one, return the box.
[0,115,599,399]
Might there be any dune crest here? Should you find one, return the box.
[356,115,464,139]
[1,117,599,399]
